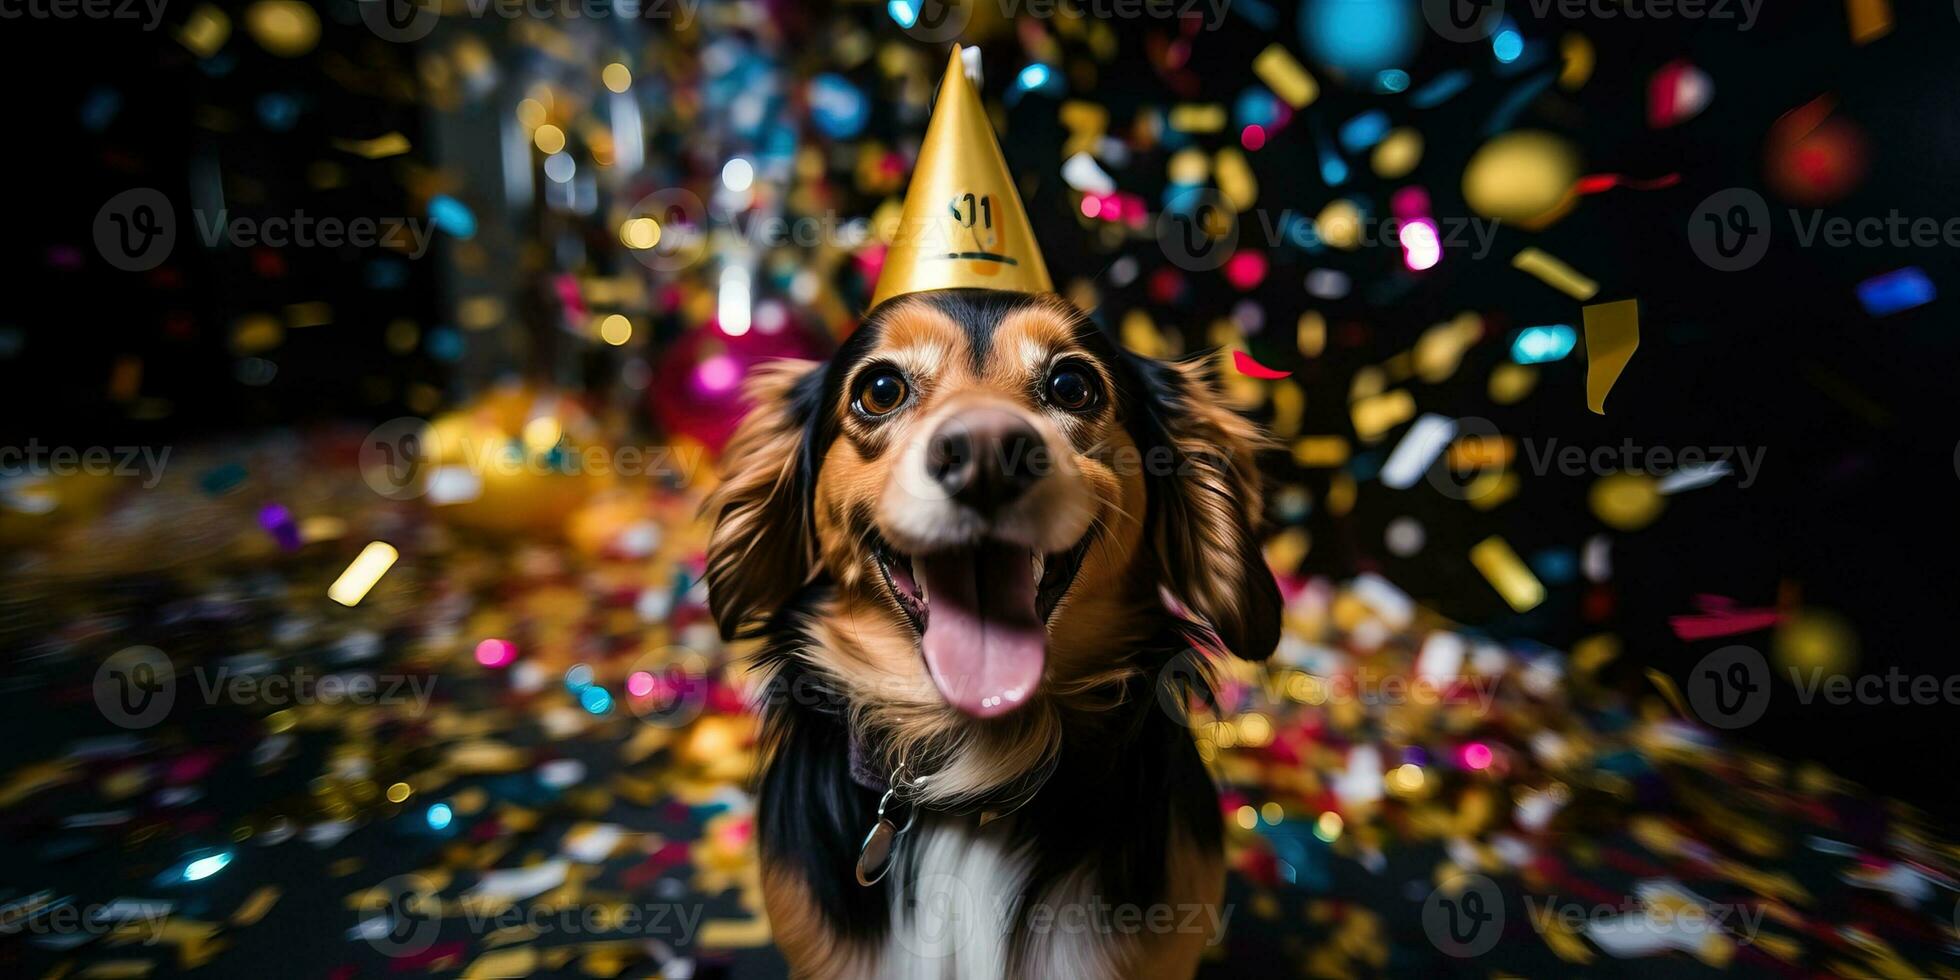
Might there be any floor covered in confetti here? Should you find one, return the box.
[2,448,1956,979]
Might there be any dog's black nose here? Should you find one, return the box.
[926,408,1050,511]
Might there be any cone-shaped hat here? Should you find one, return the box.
[870,45,1053,307]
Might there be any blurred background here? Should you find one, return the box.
[2,0,1959,976]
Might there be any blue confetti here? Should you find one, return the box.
[1856,267,1935,317]
[1510,324,1577,364]
[428,195,476,240]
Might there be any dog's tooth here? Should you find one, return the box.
[918,573,929,604]
[1032,552,1045,583]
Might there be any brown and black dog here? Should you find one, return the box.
[705,288,1280,978]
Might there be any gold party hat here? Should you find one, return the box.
[870,45,1053,308]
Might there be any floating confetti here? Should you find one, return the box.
[1855,267,1934,317]
[1231,350,1291,380]
[1512,248,1600,300]
[1582,299,1640,414]
[1470,535,1546,612]
[327,541,398,607]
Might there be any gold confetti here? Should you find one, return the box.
[1470,536,1545,612]
[1253,44,1318,108]
[328,541,399,607]
[1292,436,1350,467]
[1168,104,1227,133]
[1846,0,1892,44]
[1645,667,1692,718]
[1590,473,1664,530]
[461,946,539,979]
[285,301,332,328]
[1559,33,1595,89]
[1582,298,1640,414]
[332,132,413,160]
[175,4,230,58]
[229,887,281,927]
[698,916,773,949]
[1512,247,1599,300]
[1350,389,1415,441]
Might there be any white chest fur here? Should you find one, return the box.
[874,818,1123,980]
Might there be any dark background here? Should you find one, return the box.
[1,0,1956,827]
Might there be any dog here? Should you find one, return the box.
[705,288,1281,978]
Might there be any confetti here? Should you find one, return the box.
[1582,299,1640,413]
[1512,247,1600,300]
[1231,350,1291,380]
[1855,267,1934,316]
[327,541,399,607]
[1252,44,1317,108]
[1470,535,1547,612]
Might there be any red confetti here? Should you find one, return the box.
[1231,350,1291,379]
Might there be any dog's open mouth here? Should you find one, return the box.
[872,535,1088,718]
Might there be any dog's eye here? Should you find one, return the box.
[854,369,909,417]
[1044,363,1099,412]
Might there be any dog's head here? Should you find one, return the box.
[706,290,1278,796]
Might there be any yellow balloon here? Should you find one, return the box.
[1462,131,1581,225]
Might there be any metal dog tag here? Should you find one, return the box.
[856,817,898,886]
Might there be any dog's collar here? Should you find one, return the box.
[846,726,895,794]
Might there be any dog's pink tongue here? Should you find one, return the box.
[917,543,1044,718]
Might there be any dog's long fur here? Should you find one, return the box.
[705,290,1281,978]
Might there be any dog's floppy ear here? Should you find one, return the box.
[1130,356,1282,660]
[704,359,825,640]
